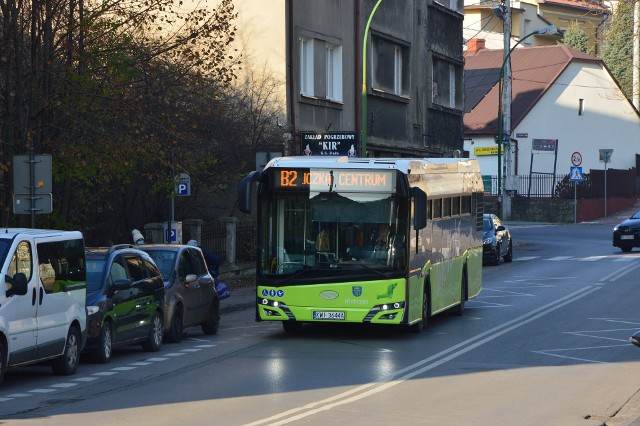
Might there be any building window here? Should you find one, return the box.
[579,98,584,115]
[435,0,463,13]
[523,19,531,44]
[371,35,410,97]
[432,56,462,110]
[326,44,343,102]
[299,37,314,97]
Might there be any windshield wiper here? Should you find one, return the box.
[343,262,387,278]
[277,265,319,285]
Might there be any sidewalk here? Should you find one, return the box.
[220,284,255,315]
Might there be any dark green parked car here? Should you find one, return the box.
[84,245,165,363]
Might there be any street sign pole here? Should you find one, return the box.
[599,149,613,218]
[574,182,577,224]
[29,145,35,228]
[570,165,583,224]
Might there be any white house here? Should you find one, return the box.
[463,43,640,188]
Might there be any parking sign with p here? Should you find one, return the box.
[176,173,191,196]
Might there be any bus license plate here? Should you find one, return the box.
[313,311,345,320]
[621,235,634,240]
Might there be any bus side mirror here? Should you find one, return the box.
[238,171,261,214]
[412,187,427,230]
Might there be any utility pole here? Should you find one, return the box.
[634,0,639,110]
[502,0,512,220]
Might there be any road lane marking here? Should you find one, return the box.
[246,286,601,426]
[579,256,608,262]
[514,256,539,261]
[484,289,535,297]
[466,300,511,308]
[533,344,630,364]
[547,256,573,261]
[600,263,640,282]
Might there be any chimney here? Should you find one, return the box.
[467,38,486,55]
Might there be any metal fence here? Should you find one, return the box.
[484,174,568,197]
[236,220,257,262]
[200,222,228,261]
[199,219,257,263]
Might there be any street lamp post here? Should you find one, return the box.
[361,0,383,158]
[496,24,558,218]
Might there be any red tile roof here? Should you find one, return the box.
[537,0,609,13]
[463,45,602,136]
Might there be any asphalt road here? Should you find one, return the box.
[1,221,639,425]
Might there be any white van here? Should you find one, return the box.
[0,229,87,384]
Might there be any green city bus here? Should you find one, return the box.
[238,156,484,332]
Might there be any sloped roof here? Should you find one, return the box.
[537,0,609,13]
[463,44,602,136]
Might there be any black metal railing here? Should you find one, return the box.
[483,174,568,198]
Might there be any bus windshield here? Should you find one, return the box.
[258,189,409,279]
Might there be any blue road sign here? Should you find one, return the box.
[166,229,177,242]
[176,173,190,196]
[570,166,583,182]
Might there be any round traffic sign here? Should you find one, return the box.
[571,152,582,166]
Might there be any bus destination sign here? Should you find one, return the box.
[272,169,395,192]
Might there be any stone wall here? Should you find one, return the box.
[484,196,637,223]
[484,197,575,223]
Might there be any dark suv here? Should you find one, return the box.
[84,245,165,363]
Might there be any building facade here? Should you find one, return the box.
[463,0,609,52]
[463,44,640,185]
[285,0,466,158]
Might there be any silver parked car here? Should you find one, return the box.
[139,244,220,342]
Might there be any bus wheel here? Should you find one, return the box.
[410,287,429,333]
[451,268,467,316]
[283,321,303,333]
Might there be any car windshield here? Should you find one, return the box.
[483,218,491,232]
[86,258,106,292]
[630,210,640,220]
[142,249,176,280]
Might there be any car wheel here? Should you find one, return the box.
[282,321,304,332]
[142,312,163,352]
[201,300,220,335]
[167,305,184,343]
[493,243,501,265]
[504,240,513,263]
[94,321,113,364]
[621,245,633,252]
[410,285,429,333]
[52,325,80,375]
[0,340,5,385]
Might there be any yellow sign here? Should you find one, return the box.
[474,146,503,156]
